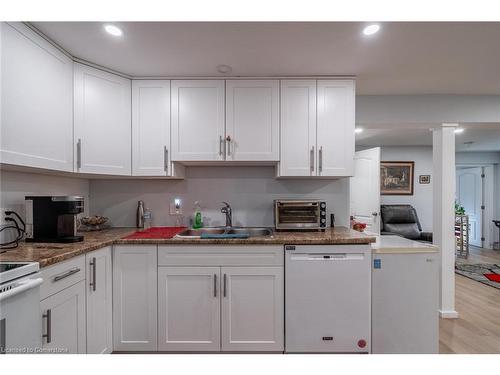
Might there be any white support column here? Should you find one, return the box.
[433,123,459,319]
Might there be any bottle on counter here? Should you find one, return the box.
[143,208,152,230]
[192,201,203,229]
[137,200,145,229]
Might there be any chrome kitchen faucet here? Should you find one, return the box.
[220,202,232,228]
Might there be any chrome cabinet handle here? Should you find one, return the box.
[319,146,323,173]
[53,267,80,282]
[310,146,315,173]
[0,318,5,354]
[213,274,217,298]
[42,309,51,344]
[372,212,378,217]
[223,273,227,298]
[76,139,82,169]
[226,136,232,156]
[219,136,224,156]
[164,146,169,173]
[89,257,96,292]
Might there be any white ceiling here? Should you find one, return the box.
[32,22,500,95]
[356,124,500,151]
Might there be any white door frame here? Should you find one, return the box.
[456,163,495,249]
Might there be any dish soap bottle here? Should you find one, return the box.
[192,201,203,229]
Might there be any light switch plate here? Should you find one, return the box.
[169,197,183,215]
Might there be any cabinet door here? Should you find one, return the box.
[74,63,131,175]
[40,280,86,354]
[171,80,225,161]
[132,80,171,176]
[225,80,279,161]
[279,80,317,176]
[86,246,113,354]
[113,245,157,351]
[158,267,220,351]
[316,80,355,177]
[221,267,284,352]
[1,22,73,172]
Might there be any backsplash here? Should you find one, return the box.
[90,166,350,228]
[0,170,90,242]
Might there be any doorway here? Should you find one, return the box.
[455,165,495,249]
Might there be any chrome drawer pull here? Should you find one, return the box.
[53,267,80,282]
[213,274,217,298]
[42,309,51,344]
[89,257,97,292]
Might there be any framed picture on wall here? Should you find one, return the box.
[380,161,415,195]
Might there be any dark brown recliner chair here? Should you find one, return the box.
[380,204,433,243]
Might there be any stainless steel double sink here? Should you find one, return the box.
[175,227,273,239]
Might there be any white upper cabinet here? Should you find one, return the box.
[279,79,355,177]
[225,80,279,161]
[132,80,171,176]
[74,63,131,175]
[171,80,225,161]
[1,22,73,172]
[279,80,317,176]
[317,80,355,177]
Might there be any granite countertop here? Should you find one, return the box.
[0,227,375,268]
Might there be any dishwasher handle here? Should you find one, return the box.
[289,253,364,261]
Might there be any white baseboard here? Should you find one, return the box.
[439,310,459,319]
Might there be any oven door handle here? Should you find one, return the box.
[0,278,43,302]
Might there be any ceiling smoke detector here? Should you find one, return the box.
[216,65,232,74]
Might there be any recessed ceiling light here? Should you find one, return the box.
[104,24,123,37]
[363,24,380,36]
[216,64,232,74]
[355,128,364,134]
[454,128,465,134]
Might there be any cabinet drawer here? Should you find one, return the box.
[40,255,86,300]
[158,245,284,266]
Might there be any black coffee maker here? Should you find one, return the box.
[25,196,84,243]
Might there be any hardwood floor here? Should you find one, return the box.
[439,246,500,353]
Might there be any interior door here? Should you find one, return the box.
[350,147,381,234]
[456,167,483,247]
[158,267,221,352]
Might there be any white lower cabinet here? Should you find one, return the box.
[221,267,284,352]
[158,267,221,351]
[157,245,284,352]
[40,280,86,354]
[113,245,157,351]
[86,247,113,354]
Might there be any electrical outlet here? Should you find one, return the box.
[169,197,183,215]
[0,207,14,225]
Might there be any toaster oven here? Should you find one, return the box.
[274,199,327,231]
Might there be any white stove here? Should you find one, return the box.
[0,262,40,284]
[1,261,43,354]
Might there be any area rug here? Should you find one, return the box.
[455,261,500,290]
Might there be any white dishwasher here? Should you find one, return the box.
[285,244,371,353]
